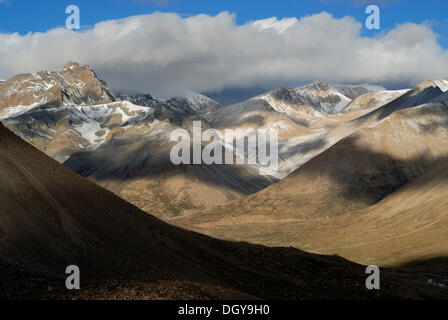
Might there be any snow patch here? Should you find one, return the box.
[434,79,448,92]
[0,102,44,120]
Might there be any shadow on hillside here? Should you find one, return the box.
[280,137,327,159]
[64,137,275,196]
[375,86,443,121]
[290,134,447,206]
[351,85,445,128]
[394,256,448,275]
[205,99,274,128]
[402,102,448,134]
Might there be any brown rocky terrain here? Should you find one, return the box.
[0,63,274,218]
[0,62,116,111]
[63,80,387,219]
[3,122,447,300]
[174,80,448,268]
[2,63,448,299]
[0,65,392,220]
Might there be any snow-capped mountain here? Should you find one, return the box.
[117,94,157,107]
[0,63,159,162]
[0,121,397,301]
[205,81,384,131]
[1,100,157,162]
[0,63,222,163]
[177,79,448,268]
[256,80,385,115]
[332,83,386,100]
[0,62,117,112]
[203,81,387,179]
[3,62,448,228]
[0,63,263,218]
[119,90,222,116]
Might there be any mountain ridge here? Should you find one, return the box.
[173,79,448,267]
[2,121,441,299]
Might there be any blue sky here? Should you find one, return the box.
[1,0,447,47]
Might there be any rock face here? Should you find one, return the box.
[257,81,385,115]
[0,62,117,111]
[1,100,157,162]
[119,90,222,118]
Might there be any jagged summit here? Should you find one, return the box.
[1,120,439,299]
[300,80,332,92]
[177,78,448,269]
[119,90,222,116]
[63,61,87,71]
[415,79,448,92]
[2,61,448,300]
[365,79,448,119]
[165,90,222,115]
[0,62,117,112]
[0,63,223,165]
[118,93,156,107]
[255,80,384,115]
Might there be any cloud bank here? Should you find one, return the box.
[0,11,447,97]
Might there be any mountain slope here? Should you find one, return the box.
[293,158,448,266]
[1,100,156,162]
[174,80,448,267]
[197,158,448,267]
[256,81,385,115]
[119,90,222,117]
[0,63,223,164]
[64,127,273,218]
[0,65,393,218]
[0,63,258,217]
[2,122,443,299]
[62,81,410,217]
[0,62,116,111]
[66,82,383,217]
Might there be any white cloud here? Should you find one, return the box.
[0,11,447,97]
[252,17,298,34]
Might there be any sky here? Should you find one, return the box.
[0,0,447,103]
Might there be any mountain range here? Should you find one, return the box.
[3,62,386,218]
[1,62,448,299]
[176,79,448,267]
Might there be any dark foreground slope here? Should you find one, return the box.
[0,123,446,300]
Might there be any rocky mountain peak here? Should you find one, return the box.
[260,81,385,115]
[64,61,84,70]
[301,80,332,92]
[119,90,222,117]
[415,79,448,93]
[0,62,117,112]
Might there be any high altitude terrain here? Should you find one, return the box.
[2,62,448,289]
[3,122,447,299]
[0,63,272,218]
[0,63,384,219]
[176,80,448,267]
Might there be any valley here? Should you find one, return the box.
[1,62,448,299]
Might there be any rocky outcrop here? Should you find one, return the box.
[0,61,117,111]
